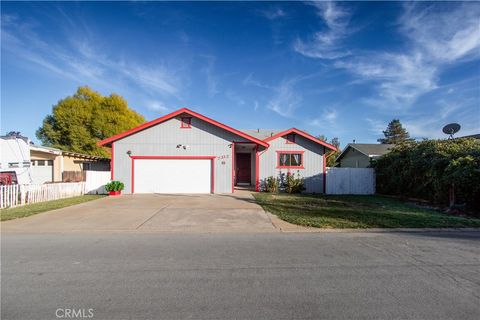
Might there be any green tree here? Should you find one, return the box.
[373,138,480,210]
[378,119,413,144]
[317,135,341,166]
[36,86,145,157]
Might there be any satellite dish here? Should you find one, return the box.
[442,123,461,139]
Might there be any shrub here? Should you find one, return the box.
[373,138,480,210]
[284,172,305,194]
[105,180,125,192]
[264,176,279,193]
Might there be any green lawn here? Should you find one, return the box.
[254,193,480,228]
[1,195,105,221]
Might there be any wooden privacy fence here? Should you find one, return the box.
[62,171,86,182]
[0,182,85,209]
[326,167,375,195]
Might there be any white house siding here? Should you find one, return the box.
[113,115,249,194]
[258,135,326,193]
[0,138,33,185]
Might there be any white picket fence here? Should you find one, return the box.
[0,182,86,209]
[326,167,375,195]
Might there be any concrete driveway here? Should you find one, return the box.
[1,191,277,233]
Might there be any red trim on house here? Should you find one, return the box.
[180,117,192,128]
[264,128,337,151]
[131,156,134,194]
[98,108,269,148]
[285,133,295,144]
[276,150,305,169]
[130,155,216,194]
[231,141,235,193]
[255,145,259,191]
[323,148,326,194]
[111,142,115,180]
[211,158,215,194]
[130,155,216,160]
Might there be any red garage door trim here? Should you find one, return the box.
[130,155,216,194]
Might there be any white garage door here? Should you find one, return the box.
[31,160,53,184]
[134,159,212,193]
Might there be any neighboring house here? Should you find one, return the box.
[98,108,337,194]
[30,145,110,184]
[0,135,32,184]
[0,135,109,185]
[457,133,480,140]
[335,143,393,168]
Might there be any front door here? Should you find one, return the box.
[236,153,251,185]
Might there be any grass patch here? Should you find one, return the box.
[1,195,105,221]
[254,193,480,228]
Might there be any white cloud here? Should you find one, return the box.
[333,2,480,110]
[200,56,219,97]
[267,79,302,117]
[225,90,245,106]
[365,118,386,135]
[145,100,170,113]
[322,108,338,123]
[293,2,352,59]
[1,14,181,97]
[399,3,480,63]
[261,7,286,20]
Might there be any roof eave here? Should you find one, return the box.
[264,128,338,151]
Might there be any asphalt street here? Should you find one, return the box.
[2,231,480,320]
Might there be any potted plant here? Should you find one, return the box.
[105,180,125,196]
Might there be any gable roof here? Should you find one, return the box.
[98,108,269,147]
[336,143,394,162]
[263,128,338,151]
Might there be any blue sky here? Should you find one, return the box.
[2,1,479,147]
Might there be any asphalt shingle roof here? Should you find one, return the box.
[240,129,284,140]
[346,143,394,156]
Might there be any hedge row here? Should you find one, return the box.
[373,138,480,211]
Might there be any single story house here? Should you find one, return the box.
[335,143,393,168]
[98,108,337,194]
[30,146,110,184]
[1,134,110,185]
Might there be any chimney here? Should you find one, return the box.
[353,139,356,144]
[257,128,259,133]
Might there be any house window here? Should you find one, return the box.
[47,160,53,166]
[37,160,45,166]
[8,162,19,168]
[180,117,192,128]
[285,134,295,144]
[277,152,304,168]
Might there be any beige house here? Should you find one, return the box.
[30,145,110,184]
[336,144,393,168]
